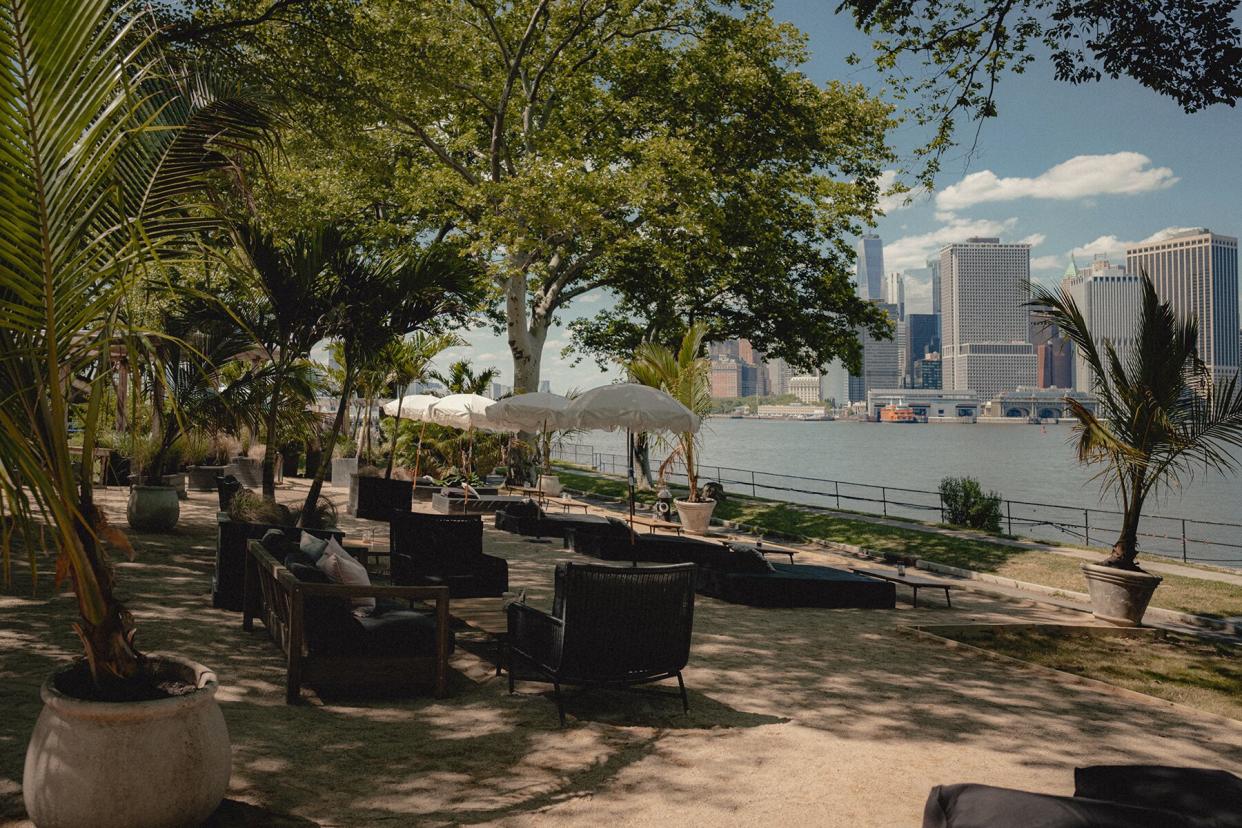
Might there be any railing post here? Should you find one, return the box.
[881,486,887,517]
[1084,510,1090,546]
[1182,518,1188,562]
[750,470,756,497]
[1006,501,1012,535]
[938,492,945,524]
[834,480,840,510]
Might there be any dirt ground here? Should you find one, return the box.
[3,482,1239,827]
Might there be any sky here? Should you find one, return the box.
[444,0,1242,393]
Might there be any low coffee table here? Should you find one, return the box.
[850,568,958,608]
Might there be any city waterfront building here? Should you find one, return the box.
[755,403,827,418]
[883,272,905,320]
[929,257,941,315]
[865,388,980,421]
[490,381,512,399]
[1035,335,1073,389]
[858,303,905,393]
[766,357,791,396]
[906,313,940,384]
[708,338,768,398]
[981,387,1098,420]
[1060,256,1141,392]
[789,374,824,404]
[1125,228,1240,387]
[915,352,942,389]
[709,358,741,398]
[939,237,1037,399]
[856,234,884,301]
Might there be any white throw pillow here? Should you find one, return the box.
[315,538,376,616]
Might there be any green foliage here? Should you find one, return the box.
[227,489,339,529]
[431,360,500,396]
[1030,275,1242,567]
[938,477,1003,534]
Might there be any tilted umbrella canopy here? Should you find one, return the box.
[486,391,572,432]
[426,393,509,432]
[564,383,700,433]
[381,393,440,420]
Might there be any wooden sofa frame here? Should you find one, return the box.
[242,541,451,703]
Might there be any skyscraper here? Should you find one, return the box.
[860,303,904,391]
[883,272,905,320]
[766,357,791,396]
[1125,229,1240,387]
[856,234,884,302]
[906,313,940,384]
[940,237,1037,398]
[928,257,941,315]
[1060,256,1141,393]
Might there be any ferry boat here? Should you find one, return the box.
[879,401,918,423]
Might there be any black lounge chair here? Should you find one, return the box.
[390,511,509,598]
[567,517,725,564]
[494,499,613,541]
[506,561,696,725]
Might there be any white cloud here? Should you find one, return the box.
[935,152,1178,211]
[1018,233,1047,248]
[1031,254,1063,272]
[875,170,928,213]
[884,215,1019,272]
[1071,226,1201,262]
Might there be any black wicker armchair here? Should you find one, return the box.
[389,511,509,598]
[506,561,696,725]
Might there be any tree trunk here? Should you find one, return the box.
[634,433,654,489]
[1104,493,1145,569]
[260,367,285,500]
[505,269,548,394]
[300,369,355,524]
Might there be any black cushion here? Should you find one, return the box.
[1075,766,1242,828]
[504,499,540,518]
[352,609,453,657]
[285,559,329,582]
[261,528,290,551]
[722,543,776,574]
[923,783,1190,828]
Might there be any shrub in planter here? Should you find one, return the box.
[938,476,1003,533]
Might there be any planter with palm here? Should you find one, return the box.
[0,2,277,824]
[629,323,715,532]
[1030,275,1242,624]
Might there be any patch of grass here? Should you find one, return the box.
[554,467,1242,619]
[939,627,1242,721]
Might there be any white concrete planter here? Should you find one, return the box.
[1081,563,1163,626]
[331,457,358,488]
[674,499,716,534]
[538,474,563,497]
[126,486,180,532]
[161,472,187,501]
[186,465,226,492]
[23,654,231,828]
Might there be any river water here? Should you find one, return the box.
[563,419,1242,568]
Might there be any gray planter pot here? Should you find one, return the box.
[24,655,230,828]
[126,485,180,532]
[1081,563,1163,626]
[187,465,226,492]
[230,456,263,489]
[331,457,358,488]
[162,472,187,500]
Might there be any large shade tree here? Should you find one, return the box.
[162,0,896,390]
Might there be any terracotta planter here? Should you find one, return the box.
[126,485,179,532]
[23,654,231,828]
[538,473,563,497]
[674,499,716,534]
[186,465,226,492]
[1081,563,1163,626]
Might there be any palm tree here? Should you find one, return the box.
[300,240,484,520]
[382,332,458,478]
[227,222,341,499]
[0,0,275,689]
[1030,274,1242,570]
[628,323,712,501]
[430,359,501,396]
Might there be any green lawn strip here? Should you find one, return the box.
[554,468,1242,619]
[939,627,1242,721]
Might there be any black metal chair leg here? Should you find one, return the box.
[554,681,566,726]
[677,672,689,713]
[507,649,516,694]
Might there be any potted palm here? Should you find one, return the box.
[1031,275,1242,625]
[127,432,183,532]
[630,323,716,533]
[2,3,276,826]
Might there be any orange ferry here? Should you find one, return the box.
[879,401,918,423]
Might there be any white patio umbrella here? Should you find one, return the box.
[426,394,512,494]
[564,383,701,532]
[379,393,442,482]
[487,392,573,493]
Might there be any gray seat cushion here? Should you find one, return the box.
[923,783,1190,828]
[1075,766,1242,828]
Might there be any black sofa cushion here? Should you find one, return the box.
[352,608,454,657]
[923,783,1190,828]
[722,543,776,573]
[1075,766,1242,828]
[697,563,896,608]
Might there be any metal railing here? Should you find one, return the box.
[551,442,1242,567]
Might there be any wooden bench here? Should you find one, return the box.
[242,541,451,703]
[850,568,959,608]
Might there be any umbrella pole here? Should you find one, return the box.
[413,420,426,482]
[628,429,638,565]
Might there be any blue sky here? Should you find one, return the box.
[447,0,1242,393]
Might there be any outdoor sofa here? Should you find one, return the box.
[242,536,452,703]
[506,561,696,725]
[390,510,509,598]
[494,498,613,541]
[568,518,896,609]
[924,765,1242,828]
[214,513,344,611]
